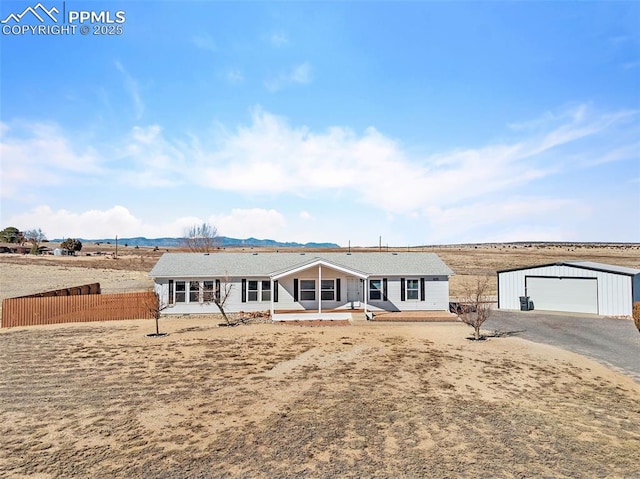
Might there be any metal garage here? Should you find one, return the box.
[497,261,640,317]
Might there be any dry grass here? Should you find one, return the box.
[1,244,639,478]
[1,319,639,478]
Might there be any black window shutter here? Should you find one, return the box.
[241,279,246,303]
[216,279,221,301]
[383,278,388,301]
[293,278,298,302]
[274,280,279,303]
[169,280,174,305]
[420,278,425,301]
[400,278,405,301]
[336,278,341,301]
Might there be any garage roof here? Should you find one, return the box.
[498,261,640,276]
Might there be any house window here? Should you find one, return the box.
[190,281,200,302]
[203,281,215,302]
[321,280,335,301]
[175,281,186,303]
[300,280,316,301]
[247,281,259,301]
[369,279,382,300]
[261,281,271,301]
[406,279,420,300]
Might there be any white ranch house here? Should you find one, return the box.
[149,252,454,319]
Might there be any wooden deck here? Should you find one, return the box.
[272,309,458,323]
[370,311,459,322]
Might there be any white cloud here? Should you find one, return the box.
[115,61,144,121]
[269,32,289,47]
[6,205,244,240]
[265,62,312,91]
[192,33,217,53]
[118,124,186,187]
[184,105,633,218]
[7,205,147,239]
[0,121,103,197]
[422,197,590,244]
[2,104,638,243]
[208,208,286,239]
[226,69,244,84]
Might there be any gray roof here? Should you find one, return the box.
[149,252,454,279]
[498,260,640,276]
[564,261,640,276]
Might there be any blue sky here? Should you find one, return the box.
[1,1,639,246]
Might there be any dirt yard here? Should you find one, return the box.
[1,245,639,478]
[1,318,639,478]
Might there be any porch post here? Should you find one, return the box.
[364,277,368,316]
[318,265,322,314]
[270,277,274,318]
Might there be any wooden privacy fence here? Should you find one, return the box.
[15,283,101,298]
[1,291,157,328]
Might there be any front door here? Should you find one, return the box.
[347,277,360,304]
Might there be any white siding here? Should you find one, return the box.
[498,265,635,317]
[155,277,272,315]
[367,276,449,312]
[154,272,451,315]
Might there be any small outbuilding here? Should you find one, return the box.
[498,261,640,317]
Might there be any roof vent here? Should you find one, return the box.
[252,253,258,255]
[204,253,210,256]
[346,253,351,255]
[392,252,398,255]
[300,252,306,255]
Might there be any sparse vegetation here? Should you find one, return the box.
[0,226,24,244]
[0,320,638,478]
[456,275,493,340]
[634,302,640,333]
[23,228,47,255]
[183,222,219,252]
[60,238,83,254]
[1,243,639,477]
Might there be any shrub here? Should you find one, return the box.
[633,302,640,333]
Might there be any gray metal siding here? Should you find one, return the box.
[498,265,635,316]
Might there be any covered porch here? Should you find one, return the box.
[269,258,369,319]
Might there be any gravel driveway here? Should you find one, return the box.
[484,310,640,382]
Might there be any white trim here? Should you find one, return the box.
[318,265,322,314]
[271,258,368,280]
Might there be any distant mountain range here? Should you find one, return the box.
[51,236,340,249]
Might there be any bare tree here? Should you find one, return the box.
[205,277,234,325]
[183,222,219,252]
[457,275,493,340]
[24,228,47,254]
[144,291,168,337]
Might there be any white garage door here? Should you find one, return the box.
[526,277,598,314]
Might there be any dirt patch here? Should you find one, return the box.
[0,318,638,478]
